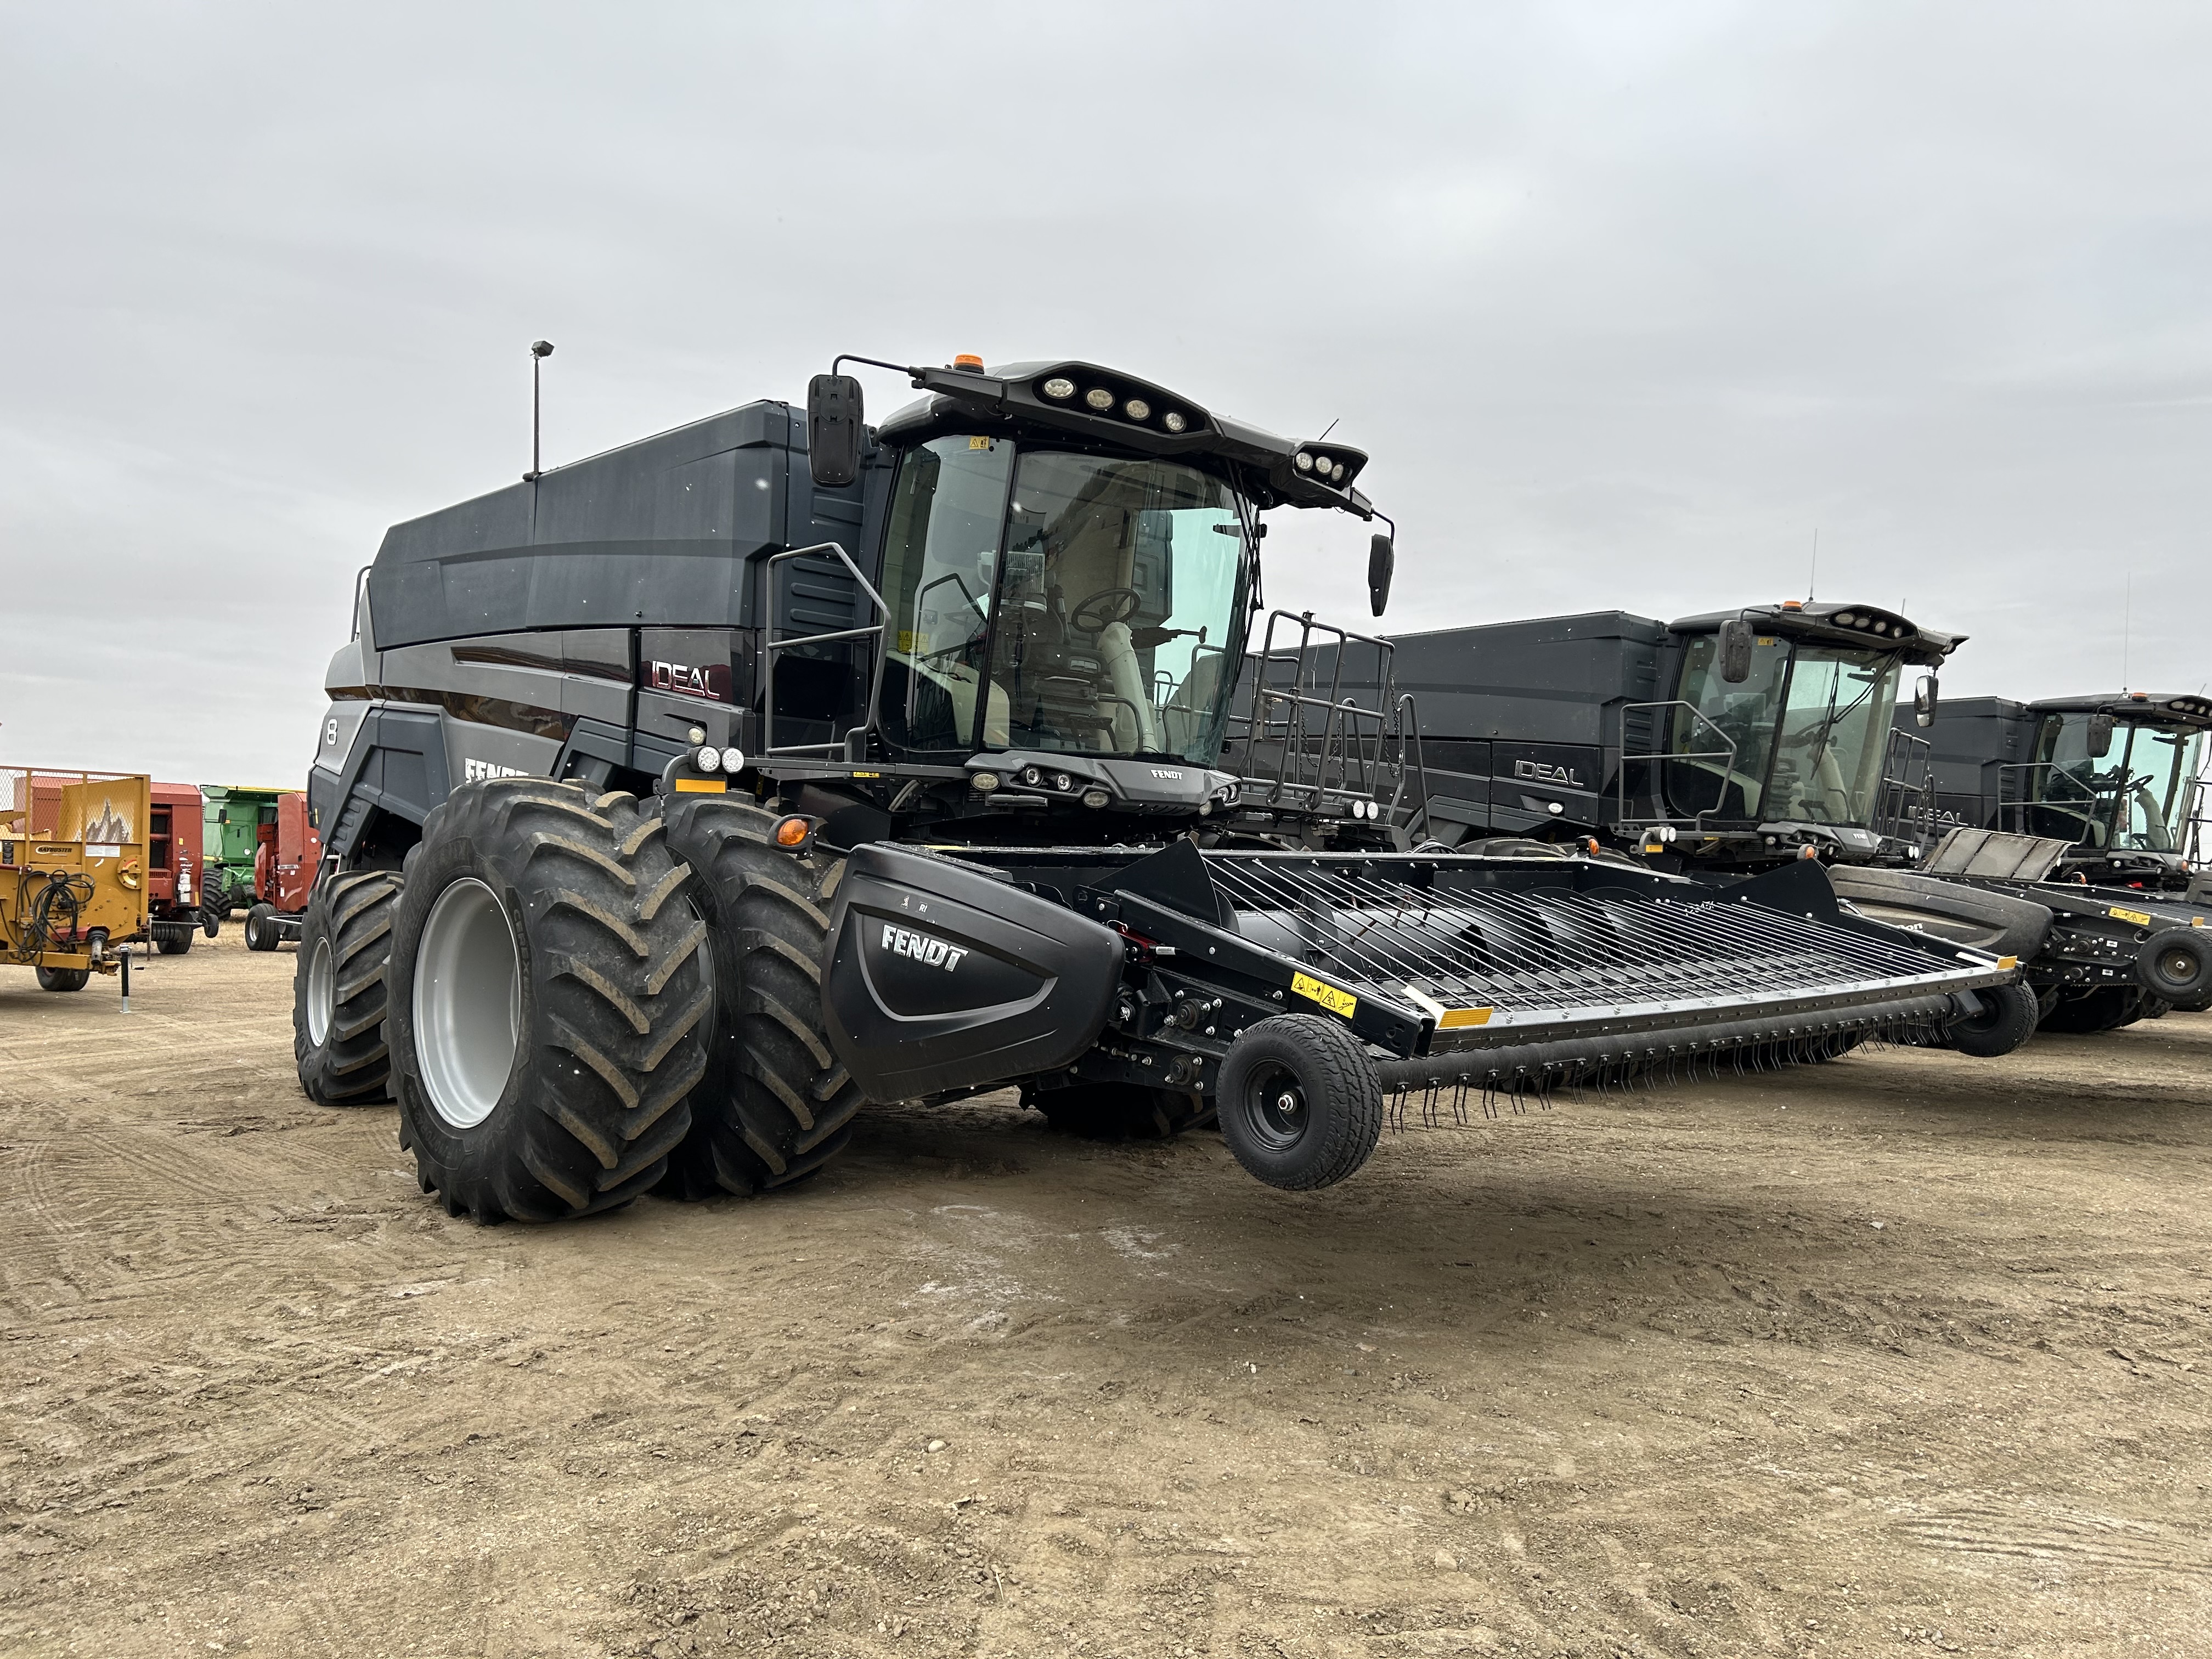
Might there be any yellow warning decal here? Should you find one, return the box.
[968,436,995,450]
[2109,906,2153,927]
[2195,917,2206,928]
[1291,972,1358,1019]
[673,778,727,793]
[1439,1007,1494,1029]
[1998,956,2018,969]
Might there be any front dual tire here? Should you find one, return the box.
[387,779,710,1222]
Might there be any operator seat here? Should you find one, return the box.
[1049,500,1159,752]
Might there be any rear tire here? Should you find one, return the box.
[388,779,709,1223]
[1028,1082,1215,1139]
[1943,981,2040,1058]
[244,904,280,952]
[655,795,860,1199]
[35,966,89,992]
[157,930,194,956]
[1217,1014,1383,1191]
[294,870,402,1106]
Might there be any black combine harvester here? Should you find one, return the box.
[292,356,2019,1222]
[1914,691,2211,895]
[1883,690,2212,1030]
[1333,599,2212,1046]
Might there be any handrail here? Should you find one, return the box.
[1873,727,1935,848]
[760,541,889,759]
[2185,775,2212,872]
[1227,610,1427,840]
[1615,700,1740,832]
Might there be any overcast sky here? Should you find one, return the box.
[3,2,2208,783]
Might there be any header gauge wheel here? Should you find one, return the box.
[1941,981,2040,1058]
[2137,929,2212,1004]
[1217,1014,1383,1191]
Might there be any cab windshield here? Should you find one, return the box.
[2024,715,2205,851]
[874,436,1249,764]
[1666,635,1903,825]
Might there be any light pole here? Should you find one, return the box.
[523,340,554,481]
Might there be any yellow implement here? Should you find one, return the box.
[1,767,152,992]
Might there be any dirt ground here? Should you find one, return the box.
[4,930,2210,1659]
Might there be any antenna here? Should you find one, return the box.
[2122,570,2131,691]
[1808,528,1818,602]
[523,340,554,482]
[1317,417,1339,441]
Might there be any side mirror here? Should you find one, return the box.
[1914,674,1939,727]
[1717,618,1755,684]
[2087,711,2116,757]
[806,373,864,488]
[1367,534,1395,618]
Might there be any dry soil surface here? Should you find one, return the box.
[3,931,2210,1659]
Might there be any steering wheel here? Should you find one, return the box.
[1069,586,1142,634]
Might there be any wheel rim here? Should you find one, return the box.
[413,877,520,1130]
[1242,1061,1311,1152]
[2157,946,2196,989]
[306,935,336,1048]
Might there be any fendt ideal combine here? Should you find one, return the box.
[292,354,2020,1223]
[1340,602,2207,1041]
[1887,689,2212,1030]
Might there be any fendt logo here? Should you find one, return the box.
[464,759,527,782]
[880,923,968,973]
[1149,769,1184,780]
[644,660,731,702]
[1514,759,1582,787]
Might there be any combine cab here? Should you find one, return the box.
[291,357,2022,1221]
[1914,691,2212,891]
